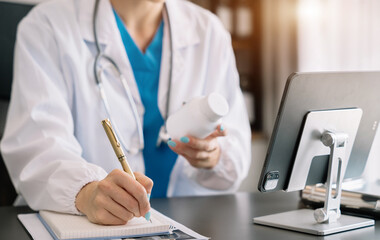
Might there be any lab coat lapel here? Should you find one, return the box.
[78,0,201,118]
[78,0,110,47]
[158,0,201,116]
[77,0,144,113]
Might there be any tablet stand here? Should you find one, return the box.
[254,109,374,235]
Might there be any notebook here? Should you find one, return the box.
[38,210,171,240]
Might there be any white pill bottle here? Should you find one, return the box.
[166,92,229,140]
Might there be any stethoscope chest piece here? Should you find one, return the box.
[156,125,171,147]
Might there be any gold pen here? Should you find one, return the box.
[101,119,151,222]
[101,119,136,180]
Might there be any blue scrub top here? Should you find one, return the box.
[113,10,178,198]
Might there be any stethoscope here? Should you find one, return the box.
[93,0,173,155]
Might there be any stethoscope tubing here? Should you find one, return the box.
[93,0,172,155]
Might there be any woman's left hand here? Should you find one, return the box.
[167,125,226,169]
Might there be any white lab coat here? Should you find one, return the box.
[1,0,251,214]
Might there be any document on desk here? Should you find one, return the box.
[18,208,208,240]
[302,183,380,219]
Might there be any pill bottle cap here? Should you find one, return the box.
[200,92,229,122]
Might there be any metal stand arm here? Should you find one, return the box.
[314,131,347,223]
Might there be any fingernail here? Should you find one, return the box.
[220,125,224,132]
[145,193,151,222]
[145,211,151,222]
[167,140,176,147]
[180,136,189,143]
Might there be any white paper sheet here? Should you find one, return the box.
[18,213,53,240]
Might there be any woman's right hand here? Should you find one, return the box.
[75,170,153,225]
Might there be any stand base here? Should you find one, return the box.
[253,209,374,236]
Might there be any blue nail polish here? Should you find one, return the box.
[167,140,176,147]
[220,125,224,132]
[145,211,151,222]
[145,193,151,222]
[180,136,189,143]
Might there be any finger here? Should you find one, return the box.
[183,136,219,152]
[92,208,127,226]
[217,124,227,136]
[178,147,211,161]
[169,138,217,161]
[167,139,181,156]
[111,170,150,217]
[186,157,214,169]
[99,171,141,217]
[135,172,154,194]
[107,184,141,217]
[205,129,221,139]
[103,196,135,222]
[167,138,211,157]
[184,147,220,169]
[207,124,227,139]
[134,172,153,215]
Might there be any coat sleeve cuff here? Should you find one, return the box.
[194,137,239,190]
[66,166,107,215]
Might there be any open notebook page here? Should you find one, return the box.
[39,210,170,240]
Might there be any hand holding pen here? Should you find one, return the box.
[75,119,153,225]
[101,119,152,222]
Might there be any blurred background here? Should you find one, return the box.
[187,0,380,193]
[1,0,380,205]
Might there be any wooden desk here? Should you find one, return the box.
[0,191,378,239]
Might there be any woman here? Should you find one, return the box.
[1,0,251,225]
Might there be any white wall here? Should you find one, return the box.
[298,0,380,72]
[297,0,380,182]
